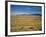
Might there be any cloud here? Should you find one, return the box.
[11,11,41,16]
[11,12,30,15]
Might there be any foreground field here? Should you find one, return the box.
[10,15,42,32]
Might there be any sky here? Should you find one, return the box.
[10,5,42,15]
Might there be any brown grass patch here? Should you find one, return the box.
[10,15,42,32]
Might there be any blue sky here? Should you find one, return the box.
[10,5,42,15]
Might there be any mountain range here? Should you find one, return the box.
[16,14,41,16]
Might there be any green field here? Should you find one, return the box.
[10,15,42,32]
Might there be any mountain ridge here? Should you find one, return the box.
[16,14,41,16]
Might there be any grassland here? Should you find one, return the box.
[10,15,42,32]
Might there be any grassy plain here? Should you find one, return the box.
[10,15,42,32]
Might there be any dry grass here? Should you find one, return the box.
[10,15,42,32]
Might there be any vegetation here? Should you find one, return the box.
[10,15,42,32]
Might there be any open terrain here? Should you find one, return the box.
[10,15,42,32]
